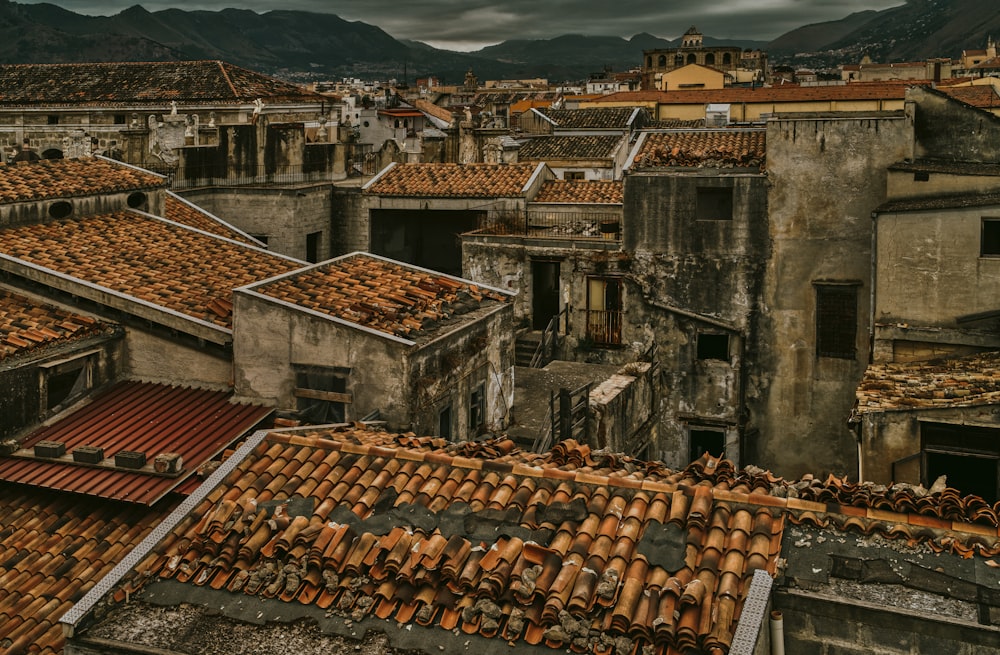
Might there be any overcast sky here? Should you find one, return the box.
[20,0,907,51]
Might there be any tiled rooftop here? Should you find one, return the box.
[245,253,510,340]
[875,192,1000,213]
[532,180,623,205]
[0,157,164,204]
[0,60,325,107]
[593,83,911,106]
[120,429,786,655]
[411,98,454,125]
[535,107,642,130]
[0,287,113,361]
[1,380,273,504]
[517,135,624,161]
[888,158,1000,177]
[163,192,260,245]
[855,351,1000,415]
[364,162,538,198]
[0,210,302,330]
[939,84,1000,109]
[92,427,1000,655]
[0,483,173,655]
[631,130,766,169]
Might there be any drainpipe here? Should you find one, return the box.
[769,610,785,655]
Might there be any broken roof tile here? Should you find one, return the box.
[632,129,766,169]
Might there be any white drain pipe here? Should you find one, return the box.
[769,610,785,655]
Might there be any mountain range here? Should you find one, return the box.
[0,0,997,83]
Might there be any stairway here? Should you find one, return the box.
[515,330,543,367]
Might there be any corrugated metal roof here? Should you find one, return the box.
[0,380,272,505]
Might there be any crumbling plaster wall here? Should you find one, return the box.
[910,85,1000,163]
[753,114,911,480]
[232,291,410,427]
[408,305,516,440]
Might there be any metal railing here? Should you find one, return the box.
[532,382,592,453]
[480,210,622,241]
[529,308,568,368]
[587,309,624,346]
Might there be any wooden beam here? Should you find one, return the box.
[293,388,353,404]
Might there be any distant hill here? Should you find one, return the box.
[768,0,1000,67]
[2,0,993,83]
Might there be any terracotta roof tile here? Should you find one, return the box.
[247,253,510,340]
[632,129,766,169]
[0,211,301,330]
[365,163,537,198]
[0,483,172,655]
[411,98,454,125]
[0,287,113,361]
[532,180,623,204]
[939,84,1000,109]
[855,351,1000,414]
[162,193,260,245]
[518,135,624,160]
[0,157,163,204]
[535,107,642,130]
[0,61,325,108]
[593,82,912,106]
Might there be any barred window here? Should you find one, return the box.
[815,284,858,359]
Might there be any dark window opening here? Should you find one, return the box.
[46,368,86,410]
[982,218,1000,256]
[690,429,725,463]
[658,55,667,67]
[251,234,270,246]
[469,383,486,434]
[564,171,585,180]
[47,115,59,125]
[294,366,350,423]
[696,187,733,221]
[687,53,697,65]
[126,191,147,209]
[114,114,127,124]
[306,231,322,263]
[48,201,73,219]
[705,53,716,66]
[438,405,453,440]
[697,333,730,361]
[922,422,1000,504]
[815,284,858,359]
[913,171,930,182]
[723,53,732,66]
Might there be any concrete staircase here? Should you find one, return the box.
[515,330,543,367]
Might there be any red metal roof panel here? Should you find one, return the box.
[0,380,272,505]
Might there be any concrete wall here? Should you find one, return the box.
[910,85,1000,163]
[331,185,367,256]
[589,362,658,455]
[875,206,1000,329]
[124,326,232,389]
[180,185,329,262]
[886,168,1000,201]
[752,114,911,479]
[233,290,514,437]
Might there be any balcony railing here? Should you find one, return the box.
[478,210,622,241]
[587,309,623,346]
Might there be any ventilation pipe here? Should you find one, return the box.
[769,610,785,655]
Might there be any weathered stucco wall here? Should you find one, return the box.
[180,185,329,262]
[124,326,232,389]
[875,206,1000,328]
[232,291,410,426]
[910,86,1000,163]
[752,114,911,479]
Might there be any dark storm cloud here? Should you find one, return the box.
[22,0,905,49]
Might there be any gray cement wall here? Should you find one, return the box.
[910,86,1000,163]
[751,114,911,479]
[180,185,329,262]
[124,326,232,389]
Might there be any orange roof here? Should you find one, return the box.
[0,287,112,360]
[163,192,260,245]
[593,83,912,106]
[411,98,454,125]
[0,211,301,330]
[0,483,173,655]
[245,253,510,340]
[632,130,766,169]
[939,85,1000,109]
[364,162,538,198]
[855,351,1000,415]
[0,157,164,204]
[88,427,1000,654]
[533,180,623,204]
